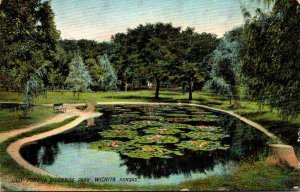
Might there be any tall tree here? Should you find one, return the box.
[177,28,219,100]
[0,0,60,107]
[205,27,243,103]
[241,0,300,119]
[65,54,92,98]
[95,54,118,91]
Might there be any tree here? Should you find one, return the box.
[23,64,48,117]
[96,54,118,91]
[0,0,59,109]
[241,0,300,119]
[65,54,92,98]
[111,32,135,91]
[176,28,219,100]
[179,62,204,100]
[205,27,243,103]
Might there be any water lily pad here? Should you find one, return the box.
[176,140,230,151]
[133,135,179,144]
[165,113,190,118]
[144,127,184,135]
[137,116,163,121]
[89,140,136,152]
[99,129,138,139]
[122,145,183,159]
[191,111,214,115]
[181,131,229,140]
[191,126,224,132]
[181,116,219,123]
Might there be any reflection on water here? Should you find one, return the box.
[20,105,270,186]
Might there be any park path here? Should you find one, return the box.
[1,103,102,191]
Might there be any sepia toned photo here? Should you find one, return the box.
[0,0,299,191]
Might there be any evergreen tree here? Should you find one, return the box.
[96,54,118,91]
[65,54,92,98]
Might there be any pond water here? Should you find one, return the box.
[21,105,271,186]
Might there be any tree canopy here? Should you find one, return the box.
[241,0,300,119]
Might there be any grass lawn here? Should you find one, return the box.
[0,105,56,133]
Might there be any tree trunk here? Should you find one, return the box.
[125,78,128,92]
[73,91,75,97]
[188,81,193,100]
[182,83,186,94]
[155,77,160,99]
[131,78,134,91]
[77,92,80,99]
[5,86,8,92]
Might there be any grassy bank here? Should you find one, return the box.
[0,106,56,133]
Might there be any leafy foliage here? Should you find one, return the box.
[0,0,59,110]
[204,27,243,102]
[241,0,300,119]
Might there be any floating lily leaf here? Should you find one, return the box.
[191,126,224,132]
[166,117,189,123]
[144,127,184,135]
[110,124,146,130]
[181,116,219,123]
[121,145,183,159]
[89,140,137,152]
[133,135,179,144]
[176,140,230,151]
[137,116,163,121]
[165,113,190,118]
[191,111,214,115]
[181,131,229,140]
[128,120,159,129]
[99,129,138,139]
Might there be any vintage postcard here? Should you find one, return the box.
[0,0,299,191]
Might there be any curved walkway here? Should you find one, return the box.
[1,103,101,191]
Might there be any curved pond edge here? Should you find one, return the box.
[7,111,102,177]
[7,102,299,179]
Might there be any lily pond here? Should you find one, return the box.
[20,105,271,186]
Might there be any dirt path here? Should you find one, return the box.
[0,113,74,144]
[1,103,101,191]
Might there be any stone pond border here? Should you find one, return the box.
[6,102,299,178]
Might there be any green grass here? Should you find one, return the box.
[0,105,56,133]
[0,90,225,104]
[181,161,297,191]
